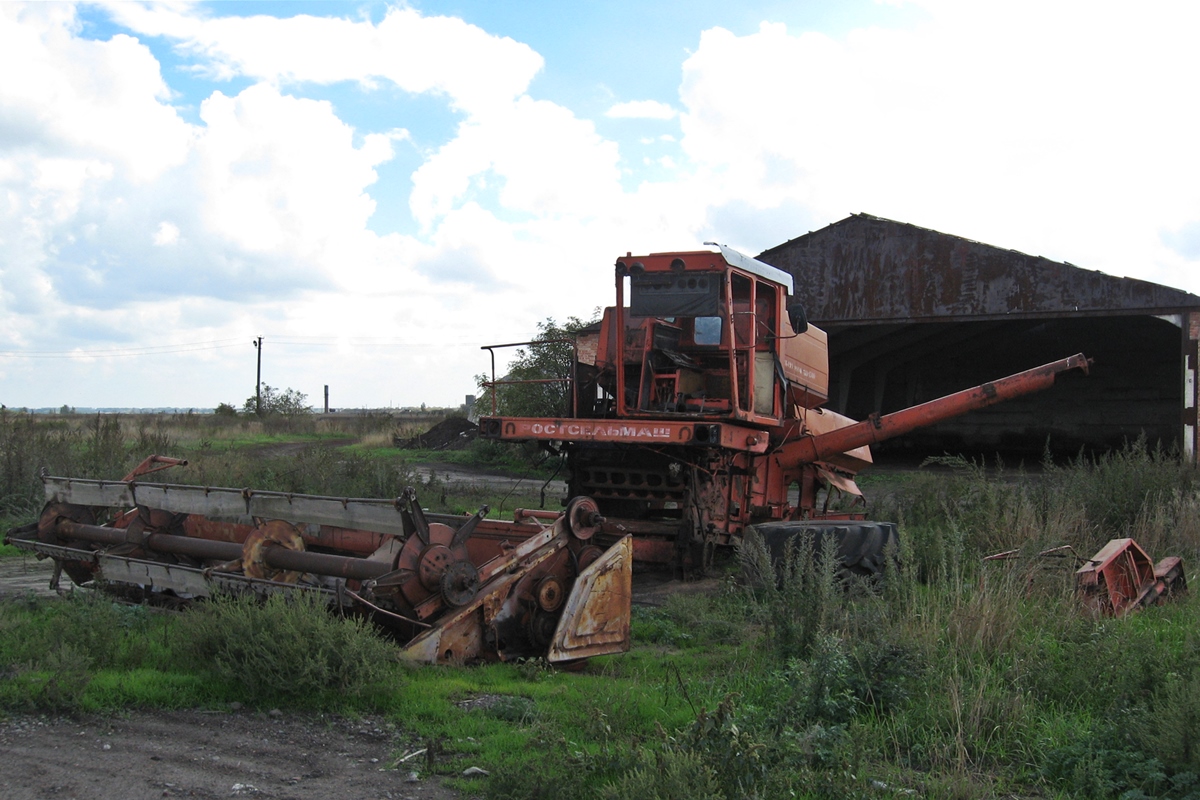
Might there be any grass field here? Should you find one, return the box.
[3,409,1200,799]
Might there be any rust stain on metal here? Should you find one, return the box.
[758,213,1200,323]
[548,536,632,663]
[1075,537,1186,615]
[8,466,634,668]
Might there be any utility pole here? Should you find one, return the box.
[252,337,262,415]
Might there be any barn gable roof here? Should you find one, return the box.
[758,213,1200,323]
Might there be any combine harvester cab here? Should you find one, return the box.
[5,457,632,666]
[480,244,1091,572]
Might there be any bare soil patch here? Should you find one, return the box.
[0,709,469,800]
[0,555,58,599]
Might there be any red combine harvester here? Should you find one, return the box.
[480,244,1090,572]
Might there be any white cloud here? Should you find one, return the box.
[0,2,636,407]
[409,96,622,228]
[0,3,192,180]
[676,4,1200,291]
[606,100,677,120]
[101,2,544,115]
[153,220,180,245]
[195,83,392,254]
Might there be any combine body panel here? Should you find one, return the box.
[481,245,1090,569]
[5,460,632,665]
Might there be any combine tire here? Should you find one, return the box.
[750,520,899,581]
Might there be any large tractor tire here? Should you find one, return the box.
[750,520,899,581]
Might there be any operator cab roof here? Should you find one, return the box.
[625,244,796,295]
[704,242,796,294]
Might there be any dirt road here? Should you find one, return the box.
[0,554,59,599]
[0,709,469,800]
[411,464,566,498]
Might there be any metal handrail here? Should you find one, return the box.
[480,339,577,416]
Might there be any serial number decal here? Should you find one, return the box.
[782,356,819,382]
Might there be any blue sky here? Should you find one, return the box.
[1,1,1198,409]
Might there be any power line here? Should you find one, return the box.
[0,336,495,359]
[268,336,490,347]
[0,339,247,359]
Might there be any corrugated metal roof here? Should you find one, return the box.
[758,213,1200,323]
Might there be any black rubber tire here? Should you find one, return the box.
[751,520,900,580]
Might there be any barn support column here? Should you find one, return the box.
[1186,313,1200,465]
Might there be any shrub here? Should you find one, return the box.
[598,748,723,800]
[737,527,844,661]
[8,643,95,711]
[176,592,397,704]
[0,594,161,711]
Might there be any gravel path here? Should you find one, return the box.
[0,709,469,800]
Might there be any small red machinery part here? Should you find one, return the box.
[1076,537,1186,616]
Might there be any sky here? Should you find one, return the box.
[2,0,1198,410]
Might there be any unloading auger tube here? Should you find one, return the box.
[5,474,632,666]
[787,353,1092,464]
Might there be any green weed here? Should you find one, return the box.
[175,592,399,705]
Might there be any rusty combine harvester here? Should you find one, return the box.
[5,457,632,665]
[481,244,1091,571]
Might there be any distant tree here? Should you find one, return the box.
[214,402,238,417]
[242,385,311,417]
[59,404,74,415]
[477,316,596,418]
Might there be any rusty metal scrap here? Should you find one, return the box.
[985,538,1186,616]
[1076,538,1186,616]
[6,470,633,666]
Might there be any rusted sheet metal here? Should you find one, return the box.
[13,471,634,666]
[42,476,413,537]
[97,555,219,597]
[122,455,189,481]
[630,536,679,566]
[1076,537,1187,615]
[549,535,632,662]
[758,214,1200,322]
[400,530,571,664]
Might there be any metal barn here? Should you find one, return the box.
[757,214,1200,462]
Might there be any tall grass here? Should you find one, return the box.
[0,590,402,711]
[877,437,1200,582]
[4,421,1200,798]
[0,410,470,528]
[574,441,1200,799]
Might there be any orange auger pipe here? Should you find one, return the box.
[787,353,1091,464]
